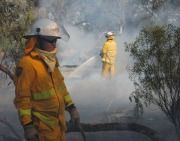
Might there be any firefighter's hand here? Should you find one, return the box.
[69,108,80,126]
[24,124,39,141]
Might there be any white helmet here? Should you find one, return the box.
[24,18,70,41]
[105,31,115,38]
[105,31,115,40]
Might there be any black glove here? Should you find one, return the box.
[24,124,39,141]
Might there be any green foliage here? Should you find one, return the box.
[125,24,180,139]
[0,0,37,63]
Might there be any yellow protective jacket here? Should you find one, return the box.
[13,38,74,137]
[101,39,117,64]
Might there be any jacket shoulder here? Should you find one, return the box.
[110,40,117,46]
[17,55,36,67]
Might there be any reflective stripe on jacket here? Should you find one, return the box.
[101,40,117,64]
[14,50,74,131]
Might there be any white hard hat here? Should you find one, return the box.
[105,31,115,38]
[24,18,61,39]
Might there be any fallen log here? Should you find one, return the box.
[66,122,166,141]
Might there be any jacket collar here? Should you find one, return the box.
[29,50,60,67]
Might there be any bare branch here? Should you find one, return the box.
[0,64,14,80]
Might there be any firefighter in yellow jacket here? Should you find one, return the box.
[14,18,80,141]
[101,32,117,79]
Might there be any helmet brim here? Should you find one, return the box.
[23,35,34,39]
[23,35,61,40]
[40,35,61,41]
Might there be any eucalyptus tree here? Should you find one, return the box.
[0,0,37,63]
[0,0,37,81]
[125,24,180,140]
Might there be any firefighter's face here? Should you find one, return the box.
[41,38,57,52]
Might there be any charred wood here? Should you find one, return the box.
[66,122,166,141]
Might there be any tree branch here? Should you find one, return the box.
[0,64,14,80]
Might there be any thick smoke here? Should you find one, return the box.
[57,26,97,66]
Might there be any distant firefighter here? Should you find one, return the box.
[100,32,117,79]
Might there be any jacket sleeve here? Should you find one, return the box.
[102,42,108,55]
[58,71,74,109]
[13,58,35,126]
